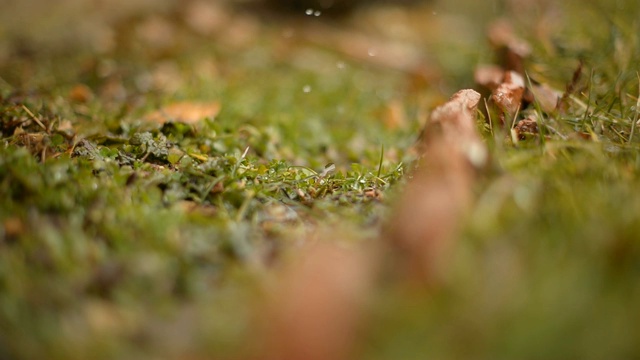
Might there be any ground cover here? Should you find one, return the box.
[1,0,640,359]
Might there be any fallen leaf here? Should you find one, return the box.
[57,120,74,133]
[263,240,373,360]
[528,83,561,113]
[387,89,485,283]
[491,71,525,123]
[144,102,221,125]
[514,117,539,140]
[487,19,531,75]
[474,64,505,91]
[69,84,94,103]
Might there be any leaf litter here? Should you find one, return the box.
[144,101,221,125]
[2,1,640,359]
[386,89,485,283]
[476,18,591,142]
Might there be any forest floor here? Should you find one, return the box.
[1,0,640,359]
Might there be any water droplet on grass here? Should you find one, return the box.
[305,8,314,15]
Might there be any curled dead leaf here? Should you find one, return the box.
[263,241,373,360]
[388,89,485,283]
[528,83,561,113]
[144,102,221,125]
[491,71,525,122]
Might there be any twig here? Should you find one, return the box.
[21,104,47,131]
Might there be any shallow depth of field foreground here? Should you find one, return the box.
[1,0,640,359]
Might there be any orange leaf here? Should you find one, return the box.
[387,89,485,283]
[144,102,221,125]
[491,71,525,121]
[263,241,373,360]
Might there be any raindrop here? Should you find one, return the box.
[314,10,322,16]
[305,8,314,15]
[303,85,312,93]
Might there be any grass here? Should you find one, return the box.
[1,0,640,358]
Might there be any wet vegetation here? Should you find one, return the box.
[1,0,640,359]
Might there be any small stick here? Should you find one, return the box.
[21,104,47,131]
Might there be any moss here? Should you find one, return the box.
[1,0,640,358]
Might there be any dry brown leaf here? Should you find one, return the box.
[387,89,485,283]
[474,64,505,91]
[491,71,525,122]
[56,120,75,137]
[487,19,531,74]
[263,241,373,360]
[69,84,94,103]
[529,83,561,113]
[144,102,221,125]
[514,118,539,140]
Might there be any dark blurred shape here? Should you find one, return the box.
[263,0,428,15]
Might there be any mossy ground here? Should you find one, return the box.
[1,0,640,359]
